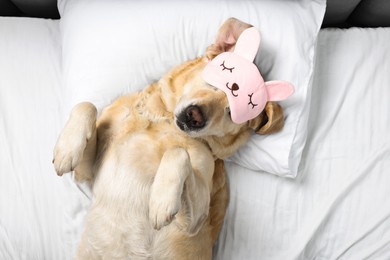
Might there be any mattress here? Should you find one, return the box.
[0,17,389,259]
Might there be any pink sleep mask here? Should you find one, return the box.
[201,27,294,124]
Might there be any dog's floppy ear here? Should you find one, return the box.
[248,102,284,135]
[206,17,253,60]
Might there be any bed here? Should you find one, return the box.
[0,0,389,259]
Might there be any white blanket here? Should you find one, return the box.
[0,18,88,259]
[0,18,389,259]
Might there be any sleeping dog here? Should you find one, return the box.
[53,18,287,259]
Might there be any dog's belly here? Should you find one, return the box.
[85,129,190,257]
[93,130,168,212]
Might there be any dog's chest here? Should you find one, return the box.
[93,122,190,206]
[117,124,187,170]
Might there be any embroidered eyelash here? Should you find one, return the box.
[248,93,258,109]
[220,61,234,73]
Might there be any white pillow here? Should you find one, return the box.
[59,0,326,178]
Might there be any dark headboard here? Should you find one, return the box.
[323,0,390,27]
[0,0,59,19]
[0,0,389,28]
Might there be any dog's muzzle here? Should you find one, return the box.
[176,105,206,132]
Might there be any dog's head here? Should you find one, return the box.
[160,18,287,158]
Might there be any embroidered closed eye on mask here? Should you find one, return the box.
[201,27,295,124]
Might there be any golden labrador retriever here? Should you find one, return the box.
[53,18,285,259]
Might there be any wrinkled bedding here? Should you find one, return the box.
[0,17,389,260]
[214,28,390,259]
[0,18,88,259]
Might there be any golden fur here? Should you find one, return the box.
[53,18,284,259]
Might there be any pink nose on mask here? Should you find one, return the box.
[201,27,294,124]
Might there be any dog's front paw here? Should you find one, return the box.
[53,103,97,176]
[53,132,87,176]
[149,184,181,230]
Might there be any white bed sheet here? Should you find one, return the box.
[0,18,89,259]
[1,17,390,260]
[214,27,390,259]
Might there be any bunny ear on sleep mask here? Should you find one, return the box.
[233,26,260,61]
[202,26,294,124]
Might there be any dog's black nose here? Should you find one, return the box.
[177,105,206,131]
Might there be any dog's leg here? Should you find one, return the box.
[180,168,211,235]
[149,147,213,235]
[149,147,193,230]
[209,159,229,244]
[53,102,97,183]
